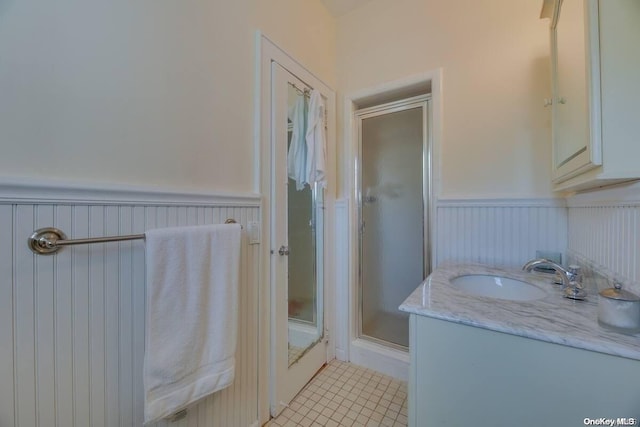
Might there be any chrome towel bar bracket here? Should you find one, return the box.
[28,218,239,255]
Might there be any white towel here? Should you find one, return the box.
[287,93,308,190]
[305,89,327,189]
[143,224,241,424]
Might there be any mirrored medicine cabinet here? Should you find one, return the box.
[543,0,640,191]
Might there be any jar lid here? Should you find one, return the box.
[599,283,640,302]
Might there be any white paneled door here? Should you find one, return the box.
[270,63,328,417]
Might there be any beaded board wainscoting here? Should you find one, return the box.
[0,180,261,427]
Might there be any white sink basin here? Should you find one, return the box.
[450,274,547,301]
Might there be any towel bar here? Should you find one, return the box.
[28,218,239,255]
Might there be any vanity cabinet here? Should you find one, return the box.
[408,315,640,426]
[543,0,640,191]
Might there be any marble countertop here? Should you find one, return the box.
[399,263,640,361]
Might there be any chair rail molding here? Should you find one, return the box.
[0,176,261,206]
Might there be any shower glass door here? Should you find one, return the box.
[357,97,430,349]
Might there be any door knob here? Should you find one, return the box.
[278,245,290,256]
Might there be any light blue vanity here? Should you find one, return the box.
[400,265,640,427]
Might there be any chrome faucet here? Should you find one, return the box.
[522,258,587,300]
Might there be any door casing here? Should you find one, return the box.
[257,33,337,424]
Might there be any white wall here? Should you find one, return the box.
[336,0,553,198]
[0,0,335,193]
[255,1,336,88]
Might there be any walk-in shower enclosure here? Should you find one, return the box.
[356,95,431,348]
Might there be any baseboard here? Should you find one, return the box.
[335,348,347,362]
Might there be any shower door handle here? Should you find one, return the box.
[278,245,290,256]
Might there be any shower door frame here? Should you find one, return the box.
[355,95,432,350]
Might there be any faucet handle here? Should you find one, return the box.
[564,265,587,300]
[564,285,587,300]
[567,265,582,283]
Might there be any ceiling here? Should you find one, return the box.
[321,0,374,17]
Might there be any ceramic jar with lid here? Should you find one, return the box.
[598,282,640,333]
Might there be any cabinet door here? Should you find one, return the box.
[551,0,602,182]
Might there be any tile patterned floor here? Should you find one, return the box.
[267,360,408,427]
